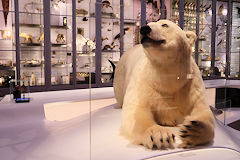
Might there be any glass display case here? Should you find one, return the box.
[198,0,212,78]
[0,0,15,88]
[1,0,240,97]
[100,0,120,84]
[230,2,240,78]
[146,0,161,22]
[171,0,180,24]
[17,0,44,86]
[215,0,228,78]
[50,0,72,85]
[75,0,96,84]
[183,0,197,32]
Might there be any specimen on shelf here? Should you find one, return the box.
[2,0,9,26]
[77,28,84,35]
[77,34,95,51]
[38,33,44,43]
[204,4,212,14]
[23,59,42,67]
[63,17,67,26]
[82,17,88,21]
[24,2,43,14]
[19,33,33,43]
[102,1,113,10]
[94,37,108,42]
[76,9,88,15]
[51,0,66,10]
[108,60,115,80]
[217,39,223,46]
[173,0,179,9]
[236,7,240,16]
[102,44,116,51]
[56,34,66,43]
[199,48,206,53]
[218,4,224,16]
[111,27,130,46]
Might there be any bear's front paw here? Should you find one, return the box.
[178,120,214,148]
[142,125,175,149]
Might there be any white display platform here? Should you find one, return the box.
[0,87,239,160]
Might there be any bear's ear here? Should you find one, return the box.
[185,31,196,46]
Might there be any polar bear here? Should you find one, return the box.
[113,20,214,149]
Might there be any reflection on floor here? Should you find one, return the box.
[44,98,117,121]
[0,87,239,160]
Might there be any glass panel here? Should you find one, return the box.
[75,0,96,84]
[124,0,140,49]
[50,0,73,85]
[215,1,228,78]
[18,0,44,86]
[0,0,16,88]
[170,0,180,24]
[146,0,160,22]
[230,2,240,78]
[198,0,212,78]
[183,0,197,32]
[101,1,120,84]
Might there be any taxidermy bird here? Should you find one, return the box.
[102,1,113,10]
[108,60,116,80]
[217,39,223,46]
[236,7,240,17]
[111,27,130,46]
[102,44,116,51]
[218,4,224,16]
[204,4,212,14]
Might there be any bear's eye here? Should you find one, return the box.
[162,24,168,27]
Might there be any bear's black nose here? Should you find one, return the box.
[140,25,152,35]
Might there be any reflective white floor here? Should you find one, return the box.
[0,87,239,160]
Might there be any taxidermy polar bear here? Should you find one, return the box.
[113,20,214,149]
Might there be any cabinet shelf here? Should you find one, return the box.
[51,43,68,47]
[90,12,118,19]
[20,43,42,47]
[0,65,14,70]
[18,43,69,47]
[52,63,72,68]
[23,64,42,67]
[13,24,69,29]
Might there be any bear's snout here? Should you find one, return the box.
[140,25,152,35]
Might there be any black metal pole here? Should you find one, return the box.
[211,0,216,72]
[160,0,166,19]
[43,0,51,89]
[72,0,76,87]
[95,0,102,86]
[14,0,20,82]
[141,0,146,26]
[179,0,184,29]
[120,0,124,56]
[226,0,232,78]
[195,0,200,65]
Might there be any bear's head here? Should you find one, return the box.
[140,20,196,64]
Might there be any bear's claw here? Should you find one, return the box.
[142,125,175,149]
[178,120,213,148]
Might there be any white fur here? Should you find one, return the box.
[114,20,214,149]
